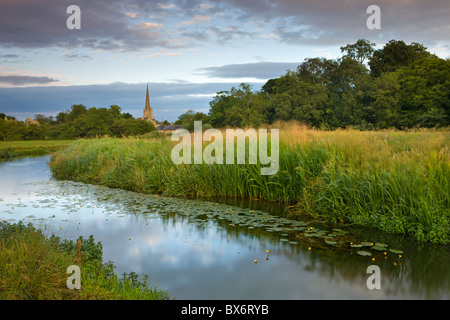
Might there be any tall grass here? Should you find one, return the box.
[49,122,450,244]
[0,222,77,299]
[0,221,170,300]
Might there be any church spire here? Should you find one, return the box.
[145,83,151,111]
[142,83,155,125]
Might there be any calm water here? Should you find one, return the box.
[1,156,449,299]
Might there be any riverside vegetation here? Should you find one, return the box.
[49,122,450,245]
[0,140,73,161]
[0,221,170,299]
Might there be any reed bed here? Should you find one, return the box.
[49,122,450,244]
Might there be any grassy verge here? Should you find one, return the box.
[0,140,74,161]
[0,221,170,300]
[49,122,450,244]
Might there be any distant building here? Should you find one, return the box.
[25,117,40,126]
[140,84,182,133]
[156,123,182,133]
[140,84,157,126]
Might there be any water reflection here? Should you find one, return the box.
[0,156,449,299]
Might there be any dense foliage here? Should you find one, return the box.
[0,104,155,140]
[178,39,449,130]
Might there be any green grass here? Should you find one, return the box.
[0,221,170,300]
[49,123,450,244]
[0,140,73,161]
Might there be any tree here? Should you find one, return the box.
[208,91,238,128]
[371,71,401,128]
[296,58,339,86]
[177,110,209,131]
[34,114,55,125]
[397,57,450,127]
[66,104,87,122]
[108,105,122,119]
[369,40,433,77]
[340,39,376,65]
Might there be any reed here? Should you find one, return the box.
[49,123,450,244]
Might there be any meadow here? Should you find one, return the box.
[0,140,73,161]
[49,122,450,244]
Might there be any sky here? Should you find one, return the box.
[0,0,449,122]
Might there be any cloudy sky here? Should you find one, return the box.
[0,0,449,122]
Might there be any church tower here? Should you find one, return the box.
[142,83,156,125]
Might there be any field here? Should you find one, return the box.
[49,122,450,244]
[0,140,73,160]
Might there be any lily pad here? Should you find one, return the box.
[372,245,387,251]
[325,240,337,245]
[357,250,372,256]
[375,242,388,247]
[389,249,403,254]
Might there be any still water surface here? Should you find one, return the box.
[1,156,449,299]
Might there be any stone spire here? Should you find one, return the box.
[142,83,156,125]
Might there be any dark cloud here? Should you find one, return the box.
[0,54,28,63]
[217,0,450,48]
[0,0,199,51]
[62,53,92,61]
[197,62,300,79]
[0,0,448,52]
[0,54,19,59]
[0,75,59,86]
[0,81,262,121]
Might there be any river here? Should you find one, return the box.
[1,155,449,299]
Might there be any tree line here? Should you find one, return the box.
[1,39,448,141]
[0,105,155,140]
[177,39,449,130]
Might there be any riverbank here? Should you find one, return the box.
[49,123,450,244]
[0,221,170,300]
[0,140,73,161]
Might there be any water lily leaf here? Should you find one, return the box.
[304,233,320,237]
[351,244,363,248]
[357,250,372,256]
[389,249,403,254]
[289,241,298,245]
[360,242,372,246]
[372,245,387,251]
[375,242,388,247]
[325,240,337,245]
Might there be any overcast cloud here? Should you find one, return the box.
[0,75,59,86]
[0,0,448,51]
